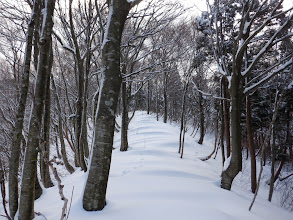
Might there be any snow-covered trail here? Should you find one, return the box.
[8,112,293,219]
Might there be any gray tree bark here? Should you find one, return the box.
[82,0,132,211]
[18,0,56,218]
[40,47,54,188]
[8,2,39,218]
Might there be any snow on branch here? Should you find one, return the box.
[236,5,293,66]
[53,32,75,54]
[191,79,229,101]
[241,13,293,77]
[244,58,293,96]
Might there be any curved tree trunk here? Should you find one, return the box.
[8,2,39,218]
[221,72,242,190]
[82,0,131,211]
[18,1,56,218]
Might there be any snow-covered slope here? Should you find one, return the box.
[3,111,293,219]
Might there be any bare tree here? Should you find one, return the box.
[206,0,293,190]
[18,0,56,218]
[82,0,142,211]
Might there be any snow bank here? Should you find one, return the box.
[2,111,292,220]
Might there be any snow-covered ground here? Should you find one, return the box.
[2,111,293,219]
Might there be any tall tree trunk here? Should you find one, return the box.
[221,72,242,190]
[9,2,39,218]
[69,0,87,170]
[198,93,205,144]
[147,81,151,114]
[163,72,168,123]
[220,97,226,166]
[156,79,159,121]
[179,83,188,154]
[246,95,256,193]
[120,81,129,151]
[83,0,131,211]
[222,77,231,158]
[18,1,56,218]
[268,129,276,201]
[40,49,54,188]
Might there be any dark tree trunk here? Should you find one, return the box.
[83,0,131,211]
[9,2,39,218]
[18,1,56,218]
[268,129,276,202]
[246,95,256,193]
[55,135,61,159]
[222,77,231,158]
[221,71,242,190]
[147,81,151,114]
[120,81,129,151]
[220,98,225,166]
[163,72,168,123]
[156,80,159,121]
[40,48,54,188]
[273,159,285,182]
[198,93,205,145]
[179,83,188,154]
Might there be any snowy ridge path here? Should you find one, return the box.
[14,112,293,219]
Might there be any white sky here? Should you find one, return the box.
[178,0,293,16]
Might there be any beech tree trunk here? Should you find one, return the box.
[18,1,56,218]
[82,0,131,211]
[40,48,54,188]
[8,2,39,218]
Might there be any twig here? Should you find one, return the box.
[66,186,74,220]
[34,212,48,220]
[40,142,68,220]
[279,173,293,181]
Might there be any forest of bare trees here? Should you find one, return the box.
[0,0,292,219]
